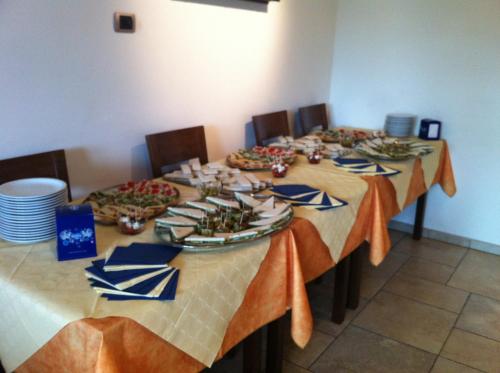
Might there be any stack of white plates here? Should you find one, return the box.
[0,178,68,244]
[385,114,417,137]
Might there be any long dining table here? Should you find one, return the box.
[0,138,455,373]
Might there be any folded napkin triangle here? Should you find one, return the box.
[333,158,400,177]
[270,185,348,212]
[104,243,182,271]
[86,242,182,301]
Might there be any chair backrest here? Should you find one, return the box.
[299,103,329,134]
[0,149,72,201]
[146,126,209,178]
[252,110,290,146]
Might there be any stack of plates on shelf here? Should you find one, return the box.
[0,178,68,243]
[385,113,416,137]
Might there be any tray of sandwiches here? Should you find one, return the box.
[163,158,273,194]
[154,193,293,252]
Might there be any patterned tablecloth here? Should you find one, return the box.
[0,140,456,372]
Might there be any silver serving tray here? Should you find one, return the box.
[154,209,294,253]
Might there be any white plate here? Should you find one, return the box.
[0,223,56,234]
[0,193,67,205]
[0,233,55,244]
[0,178,67,200]
[0,219,56,229]
[0,226,56,235]
[0,216,56,226]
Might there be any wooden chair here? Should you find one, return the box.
[146,126,209,178]
[0,149,72,201]
[252,110,290,146]
[299,103,329,134]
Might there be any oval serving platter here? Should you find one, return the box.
[154,193,294,253]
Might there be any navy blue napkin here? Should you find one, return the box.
[86,259,167,287]
[104,243,182,271]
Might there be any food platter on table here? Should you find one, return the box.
[155,192,293,253]
[84,180,180,224]
[355,138,434,161]
[226,146,296,170]
[312,128,370,145]
[163,158,273,194]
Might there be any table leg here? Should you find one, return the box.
[243,328,262,373]
[347,246,363,310]
[331,256,350,324]
[413,193,428,240]
[266,316,285,373]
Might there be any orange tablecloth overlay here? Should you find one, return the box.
[17,142,456,373]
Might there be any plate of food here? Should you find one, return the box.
[313,128,369,145]
[155,193,293,252]
[355,138,434,161]
[226,146,296,170]
[84,180,180,224]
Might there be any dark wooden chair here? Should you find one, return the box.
[146,126,209,178]
[299,103,329,135]
[0,149,72,201]
[252,110,290,146]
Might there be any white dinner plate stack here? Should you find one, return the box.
[0,178,68,243]
[385,113,417,137]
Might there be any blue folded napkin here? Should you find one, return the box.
[332,158,400,176]
[270,184,348,211]
[99,270,179,301]
[86,242,182,301]
[104,243,182,271]
[90,268,174,295]
[271,184,320,197]
[333,158,372,167]
[86,259,169,289]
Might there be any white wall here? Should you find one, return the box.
[0,0,337,197]
[330,0,500,246]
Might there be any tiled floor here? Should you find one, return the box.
[210,231,500,373]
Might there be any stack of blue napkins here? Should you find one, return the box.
[333,158,400,176]
[85,243,181,301]
[271,184,348,211]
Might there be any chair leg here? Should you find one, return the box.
[347,246,363,310]
[243,328,262,373]
[413,193,427,240]
[266,316,285,373]
[331,256,350,324]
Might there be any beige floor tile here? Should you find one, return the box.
[431,357,482,373]
[363,250,409,277]
[283,360,312,373]
[284,329,334,368]
[384,273,469,313]
[442,329,500,372]
[448,250,500,301]
[457,294,500,341]
[399,257,455,284]
[314,298,368,337]
[360,271,391,299]
[310,326,435,373]
[353,291,457,353]
[394,237,467,267]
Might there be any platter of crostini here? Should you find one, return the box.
[154,192,293,252]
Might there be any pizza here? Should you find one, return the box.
[226,146,297,170]
[84,180,180,224]
[314,128,369,143]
